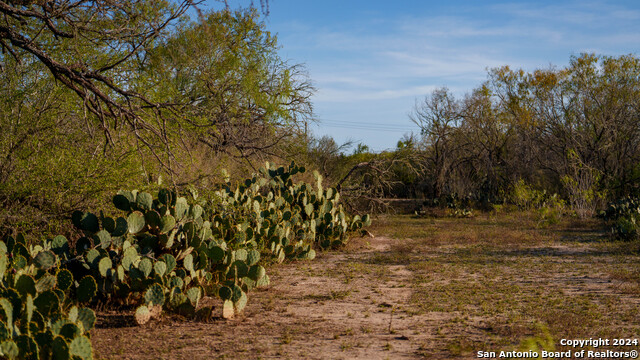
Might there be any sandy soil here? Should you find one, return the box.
[93,236,443,359]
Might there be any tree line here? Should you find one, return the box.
[313,54,640,217]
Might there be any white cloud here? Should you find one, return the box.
[315,85,439,103]
[270,0,640,150]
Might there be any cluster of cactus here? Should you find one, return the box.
[0,162,370,358]
[0,234,95,359]
[599,197,640,240]
[67,187,269,321]
[600,197,640,221]
[210,162,371,263]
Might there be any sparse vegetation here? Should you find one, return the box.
[82,213,640,359]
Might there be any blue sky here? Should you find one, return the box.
[206,1,640,152]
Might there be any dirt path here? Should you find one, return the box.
[93,236,437,359]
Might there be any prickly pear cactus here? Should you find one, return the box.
[0,161,371,358]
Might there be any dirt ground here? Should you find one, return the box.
[91,214,640,359]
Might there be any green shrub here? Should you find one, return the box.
[600,197,640,241]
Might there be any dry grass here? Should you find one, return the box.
[91,212,640,359]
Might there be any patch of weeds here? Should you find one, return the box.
[367,252,411,265]
[280,330,293,345]
[304,293,331,301]
[331,289,351,300]
[340,341,354,351]
[446,337,475,356]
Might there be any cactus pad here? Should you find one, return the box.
[15,274,37,298]
[246,249,260,266]
[174,197,188,220]
[144,284,165,306]
[153,261,167,277]
[76,308,97,332]
[77,276,97,303]
[34,290,60,316]
[135,305,151,325]
[51,235,69,255]
[69,335,93,360]
[248,265,266,281]
[52,336,70,360]
[60,323,82,340]
[159,215,176,234]
[35,274,57,293]
[160,254,177,273]
[144,210,161,230]
[186,287,201,307]
[93,230,111,249]
[183,254,194,272]
[136,192,153,210]
[138,258,153,278]
[113,194,132,211]
[98,257,112,277]
[222,300,234,319]
[127,211,146,234]
[34,250,57,270]
[55,269,73,291]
